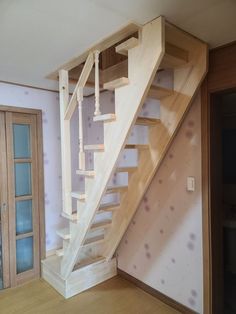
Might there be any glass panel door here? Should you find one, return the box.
[6,112,40,286]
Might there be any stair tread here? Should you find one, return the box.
[56,249,64,257]
[74,256,106,271]
[115,37,139,56]
[161,42,188,68]
[116,166,137,172]
[84,144,104,151]
[56,228,71,240]
[125,144,149,149]
[99,202,120,211]
[148,85,173,100]
[61,211,78,221]
[136,117,161,126]
[103,77,129,91]
[71,192,86,200]
[90,220,112,231]
[76,170,95,176]
[93,113,116,122]
[107,185,128,193]
[83,235,105,247]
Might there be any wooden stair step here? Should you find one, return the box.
[90,220,112,231]
[83,235,105,247]
[84,144,104,151]
[61,211,77,221]
[115,37,139,56]
[107,185,128,193]
[161,42,188,68]
[99,202,120,211]
[56,228,71,240]
[103,77,129,91]
[56,249,64,257]
[76,170,95,177]
[74,256,106,271]
[93,114,116,123]
[116,166,137,173]
[125,144,149,149]
[148,85,173,99]
[136,117,161,126]
[71,192,86,200]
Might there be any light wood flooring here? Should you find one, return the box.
[0,276,180,314]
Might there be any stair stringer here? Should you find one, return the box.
[101,23,208,259]
[60,16,166,279]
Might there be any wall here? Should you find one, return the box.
[0,82,64,252]
[117,94,203,313]
[0,81,203,312]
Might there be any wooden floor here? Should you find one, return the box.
[0,276,180,314]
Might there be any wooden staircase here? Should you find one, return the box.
[42,16,207,298]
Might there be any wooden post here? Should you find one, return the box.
[94,50,101,116]
[77,87,86,170]
[59,70,72,215]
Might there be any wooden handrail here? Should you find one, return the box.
[64,52,95,121]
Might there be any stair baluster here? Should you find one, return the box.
[94,50,101,116]
[77,87,86,170]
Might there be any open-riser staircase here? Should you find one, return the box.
[42,16,207,298]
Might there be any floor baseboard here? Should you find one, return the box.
[117,268,198,314]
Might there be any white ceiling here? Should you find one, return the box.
[0,0,235,91]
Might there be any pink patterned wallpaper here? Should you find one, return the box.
[0,81,203,312]
[117,93,203,313]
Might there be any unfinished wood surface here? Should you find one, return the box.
[6,112,41,287]
[115,37,139,56]
[161,41,189,68]
[102,21,208,260]
[99,202,120,211]
[65,52,94,120]
[101,59,128,84]
[0,112,10,289]
[93,113,116,122]
[103,77,129,90]
[47,23,140,79]
[76,170,95,177]
[59,70,72,215]
[148,85,173,99]
[84,144,105,151]
[136,117,161,126]
[56,228,71,240]
[60,16,165,279]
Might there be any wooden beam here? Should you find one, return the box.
[47,23,140,80]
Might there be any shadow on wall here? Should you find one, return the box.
[117,93,202,312]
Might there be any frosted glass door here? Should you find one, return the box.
[6,112,40,286]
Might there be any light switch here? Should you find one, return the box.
[187,176,195,192]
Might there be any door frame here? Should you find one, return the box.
[201,42,236,314]
[0,105,45,287]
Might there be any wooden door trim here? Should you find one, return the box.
[201,41,236,314]
[0,105,45,286]
[0,112,10,288]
